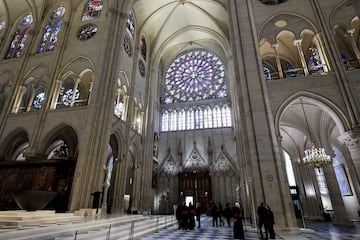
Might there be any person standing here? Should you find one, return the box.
[224,202,232,227]
[176,202,183,229]
[233,202,244,240]
[211,202,219,227]
[219,202,225,226]
[188,202,196,230]
[196,202,202,228]
[181,201,189,230]
[257,203,268,240]
[266,205,275,239]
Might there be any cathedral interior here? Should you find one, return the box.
[1,0,360,234]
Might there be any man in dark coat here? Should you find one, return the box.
[233,202,244,240]
[257,203,268,240]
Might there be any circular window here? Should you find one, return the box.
[163,50,226,104]
[77,24,98,41]
[259,0,288,5]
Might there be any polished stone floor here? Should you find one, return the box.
[139,216,360,240]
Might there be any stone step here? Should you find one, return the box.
[0,213,151,240]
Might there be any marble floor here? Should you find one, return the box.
[138,217,360,240]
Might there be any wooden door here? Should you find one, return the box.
[178,171,211,214]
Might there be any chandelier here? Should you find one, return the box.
[300,99,332,169]
[303,143,332,168]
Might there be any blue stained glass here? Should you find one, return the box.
[38,7,64,53]
[127,11,135,37]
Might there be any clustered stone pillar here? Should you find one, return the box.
[339,131,360,179]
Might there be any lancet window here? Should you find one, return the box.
[82,0,103,21]
[5,14,33,59]
[38,6,65,53]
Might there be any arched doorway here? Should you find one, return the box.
[178,170,211,214]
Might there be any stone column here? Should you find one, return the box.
[26,85,36,112]
[346,29,360,61]
[50,80,62,109]
[339,131,360,180]
[294,39,309,76]
[338,131,360,200]
[272,44,284,79]
[122,95,129,121]
[322,150,351,224]
[12,86,26,113]
[314,34,330,72]
[70,77,81,107]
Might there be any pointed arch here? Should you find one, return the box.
[0,128,29,161]
[274,91,350,138]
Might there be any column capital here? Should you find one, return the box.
[294,39,302,46]
[271,43,279,50]
[347,29,355,36]
[338,130,360,150]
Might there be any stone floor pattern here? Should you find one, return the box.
[139,217,360,240]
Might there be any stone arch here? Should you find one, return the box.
[0,128,29,161]
[258,12,318,42]
[329,0,357,29]
[274,91,350,138]
[14,64,50,112]
[55,59,95,108]
[40,124,79,160]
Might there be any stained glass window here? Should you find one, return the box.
[38,6,65,53]
[126,11,135,38]
[161,50,231,131]
[308,47,324,73]
[77,24,98,41]
[263,66,272,80]
[0,21,5,33]
[163,50,226,104]
[5,14,33,59]
[33,92,46,109]
[82,0,103,21]
[61,89,80,106]
[140,36,146,60]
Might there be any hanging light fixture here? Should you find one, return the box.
[300,98,332,169]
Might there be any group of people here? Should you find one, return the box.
[210,202,233,227]
[257,203,275,240]
[176,201,245,239]
[175,201,199,230]
[175,201,276,240]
